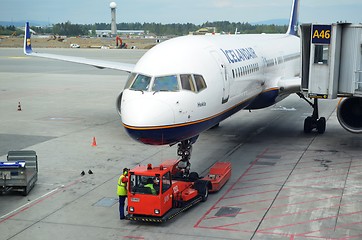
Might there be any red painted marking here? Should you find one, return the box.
[231,182,282,191]
[205,194,346,221]
[194,148,269,228]
[123,236,145,239]
[295,220,362,238]
[257,210,362,233]
[246,159,352,176]
[223,188,287,200]
[215,187,341,210]
[196,225,253,233]
[0,178,81,224]
[195,147,362,238]
[206,190,362,228]
[245,167,299,177]
[240,162,357,184]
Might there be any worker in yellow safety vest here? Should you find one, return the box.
[144,177,157,195]
[117,168,129,220]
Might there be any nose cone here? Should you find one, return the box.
[121,95,177,145]
[121,96,175,127]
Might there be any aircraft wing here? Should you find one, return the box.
[24,22,135,72]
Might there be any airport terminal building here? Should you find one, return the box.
[92,29,145,37]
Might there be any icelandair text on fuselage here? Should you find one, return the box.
[220,47,257,64]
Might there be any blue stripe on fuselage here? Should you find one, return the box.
[123,89,279,145]
[246,89,279,110]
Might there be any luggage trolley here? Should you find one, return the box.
[0,150,38,196]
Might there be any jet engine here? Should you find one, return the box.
[337,97,362,133]
[116,92,123,117]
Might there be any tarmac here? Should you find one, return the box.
[1,48,362,240]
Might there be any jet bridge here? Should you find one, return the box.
[301,23,362,98]
[301,23,362,133]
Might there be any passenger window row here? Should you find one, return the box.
[232,63,259,79]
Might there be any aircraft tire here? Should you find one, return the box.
[304,117,313,133]
[317,117,326,134]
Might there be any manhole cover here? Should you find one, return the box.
[215,207,241,217]
[93,197,118,207]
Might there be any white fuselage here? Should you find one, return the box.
[120,34,300,145]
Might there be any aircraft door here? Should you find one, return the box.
[210,50,229,104]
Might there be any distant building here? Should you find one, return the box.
[91,30,145,37]
[190,27,217,35]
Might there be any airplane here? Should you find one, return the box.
[23,0,360,174]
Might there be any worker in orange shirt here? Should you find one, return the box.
[117,168,129,220]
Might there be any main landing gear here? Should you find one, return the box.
[297,93,326,134]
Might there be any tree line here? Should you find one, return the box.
[0,21,288,36]
[0,25,23,35]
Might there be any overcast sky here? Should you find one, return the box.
[1,0,361,25]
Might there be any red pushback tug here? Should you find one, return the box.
[125,160,231,222]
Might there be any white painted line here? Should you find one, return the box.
[0,187,59,219]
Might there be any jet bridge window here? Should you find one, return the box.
[180,74,196,92]
[152,75,179,92]
[130,74,151,91]
[314,45,329,64]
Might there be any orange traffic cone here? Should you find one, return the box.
[17,102,22,111]
[91,137,97,147]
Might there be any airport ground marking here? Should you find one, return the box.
[0,187,60,221]
[195,140,362,238]
[194,147,269,228]
[0,179,81,224]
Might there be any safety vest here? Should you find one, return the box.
[144,183,156,195]
[117,174,127,196]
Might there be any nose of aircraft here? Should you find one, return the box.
[120,95,175,127]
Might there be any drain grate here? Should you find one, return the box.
[93,197,118,207]
[215,207,241,218]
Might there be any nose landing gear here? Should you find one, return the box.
[176,139,194,176]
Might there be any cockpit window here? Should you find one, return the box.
[126,73,205,93]
[124,72,137,89]
[194,74,207,92]
[130,74,151,91]
[152,75,179,92]
[180,74,196,92]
